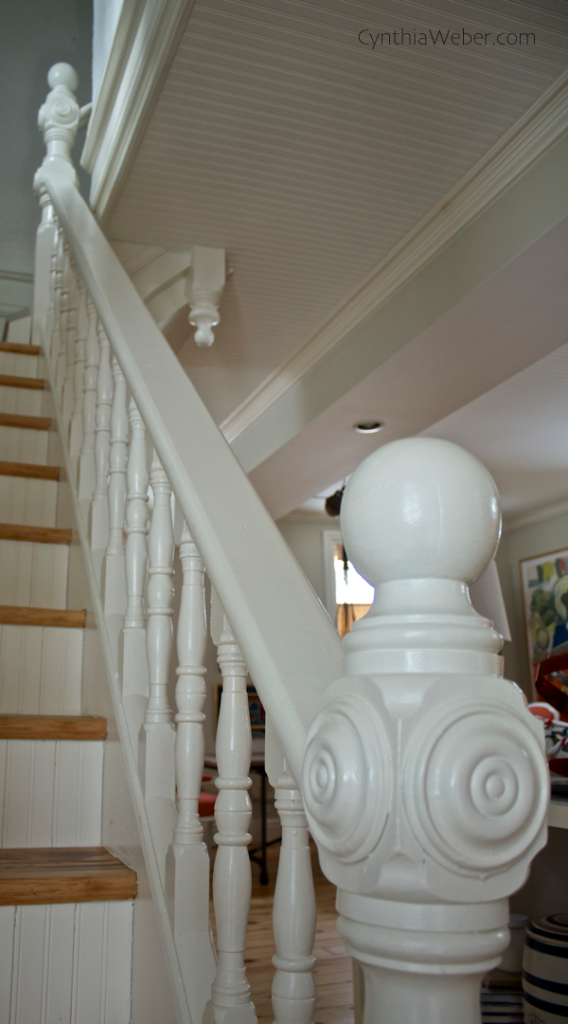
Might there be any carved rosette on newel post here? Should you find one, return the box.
[301,438,548,1024]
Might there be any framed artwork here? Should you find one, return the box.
[215,683,265,733]
[520,548,568,688]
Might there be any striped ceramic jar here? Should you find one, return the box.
[523,914,568,1022]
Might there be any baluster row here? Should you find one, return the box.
[43,222,317,1024]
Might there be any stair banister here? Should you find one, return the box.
[33,63,551,1024]
[35,193,341,789]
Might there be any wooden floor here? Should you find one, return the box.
[211,839,355,1024]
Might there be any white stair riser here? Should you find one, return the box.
[0,901,133,1024]
[0,385,43,417]
[0,425,49,465]
[0,739,102,846]
[0,539,68,608]
[0,625,83,714]
[0,476,57,527]
[5,319,31,347]
[0,352,39,378]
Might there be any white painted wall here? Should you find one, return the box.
[92,0,124,102]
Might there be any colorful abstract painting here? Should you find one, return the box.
[520,548,568,687]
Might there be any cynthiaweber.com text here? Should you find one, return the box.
[359,28,536,48]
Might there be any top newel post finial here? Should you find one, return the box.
[339,436,506,676]
[35,63,81,192]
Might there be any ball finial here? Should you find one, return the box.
[340,438,500,588]
[47,63,78,93]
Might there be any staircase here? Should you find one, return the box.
[0,328,136,1022]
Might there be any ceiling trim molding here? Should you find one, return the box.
[81,0,196,223]
[504,499,568,532]
[220,70,568,445]
[277,509,332,525]
[0,270,33,285]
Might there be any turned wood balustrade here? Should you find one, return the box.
[32,64,549,1024]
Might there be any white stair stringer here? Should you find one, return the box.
[0,538,68,607]
[0,425,49,465]
[0,476,57,527]
[0,901,133,1024]
[0,738,103,847]
[0,624,83,714]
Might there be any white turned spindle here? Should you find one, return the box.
[61,260,78,423]
[301,438,549,1024]
[55,243,71,395]
[144,452,175,734]
[43,223,59,356]
[69,275,87,468]
[168,522,217,1016]
[49,226,64,364]
[78,299,100,512]
[141,453,176,877]
[271,767,316,1024]
[121,399,150,745]
[204,614,256,1024]
[103,356,128,627]
[173,523,207,852]
[90,322,113,570]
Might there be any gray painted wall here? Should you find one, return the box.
[0,0,92,316]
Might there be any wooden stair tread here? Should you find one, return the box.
[0,342,40,355]
[0,374,44,390]
[0,523,71,544]
[0,847,137,905]
[0,412,51,431]
[0,460,59,480]
[0,715,106,740]
[0,606,86,628]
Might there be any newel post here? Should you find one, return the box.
[301,438,548,1024]
[33,64,81,337]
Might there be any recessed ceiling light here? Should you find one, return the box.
[354,421,383,434]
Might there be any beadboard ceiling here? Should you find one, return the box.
[107,0,568,426]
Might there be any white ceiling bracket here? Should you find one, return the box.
[186,246,226,347]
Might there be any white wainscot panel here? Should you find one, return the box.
[0,425,49,465]
[0,352,39,377]
[0,901,133,1023]
[0,739,103,846]
[0,625,83,714]
[0,385,43,416]
[0,539,68,607]
[0,477,58,527]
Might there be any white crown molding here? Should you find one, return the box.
[504,498,568,532]
[81,0,196,222]
[277,508,334,525]
[0,269,33,285]
[220,70,568,444]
